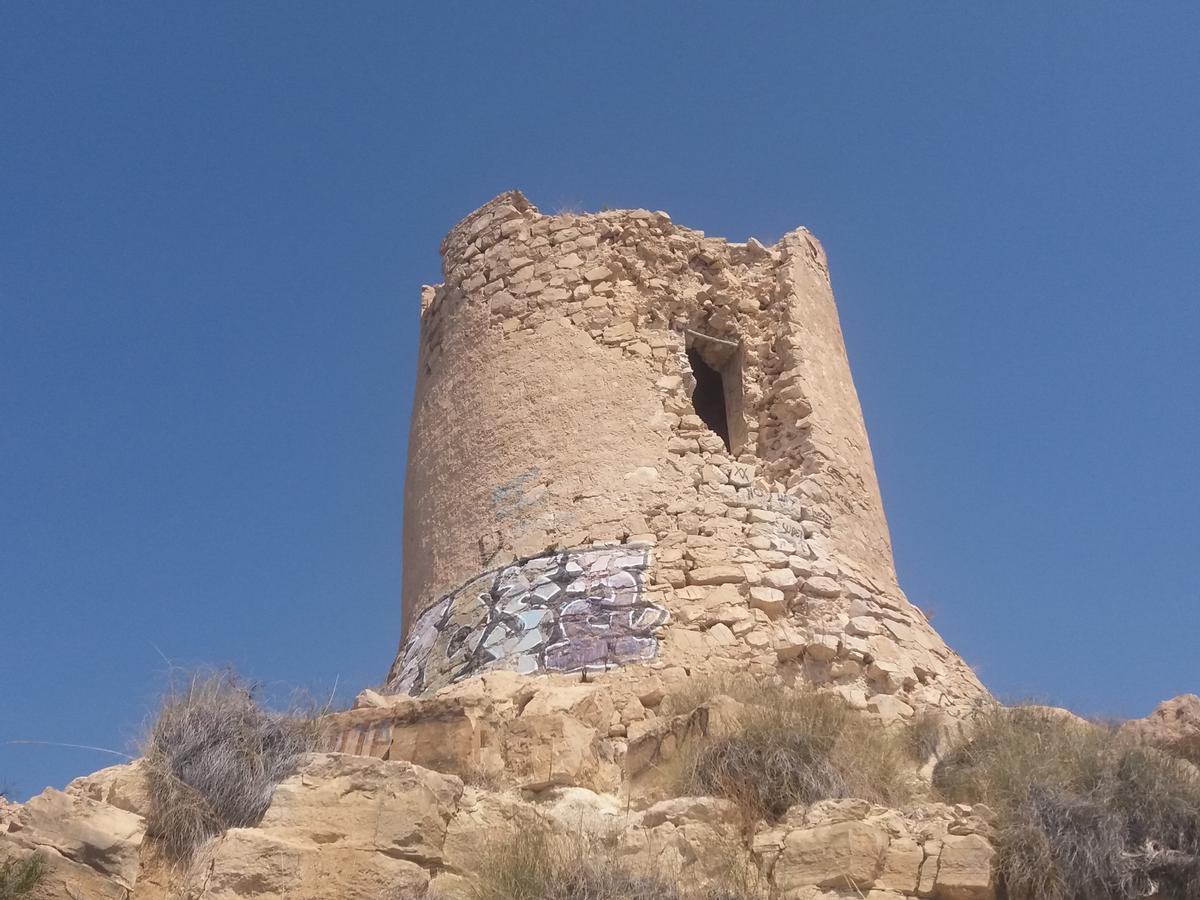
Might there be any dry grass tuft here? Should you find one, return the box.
[143,670,320,860]
[0,854,45,899]
[674,682,912,822]
[1168,734,1200,768]
[661,675,761,720]
[465,823,760,900]
[935,705,1200,900]
[934,706,1112,808]
[903,709,947,762]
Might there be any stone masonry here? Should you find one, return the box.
[387,191,985,714]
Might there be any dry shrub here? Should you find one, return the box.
[676,683,912,822]
[0,854,44,900]
[1169,734,1200,768]
[143,670,319,859]
[661,674,760,719]
[934,705,1200,900]
[465,823,758,900]
[386,886,442,900]
[933,706,1111,807]
[903,709,947,762]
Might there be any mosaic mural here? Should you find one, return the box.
[389,545,668,695]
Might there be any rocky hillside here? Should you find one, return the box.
[2,678,1196,900]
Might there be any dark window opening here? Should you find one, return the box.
[687,346,731,452]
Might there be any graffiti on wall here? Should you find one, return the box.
[489,467,542,521]
[388,544,668,696]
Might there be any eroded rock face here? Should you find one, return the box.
[67,760,152,817]
[169,754,460,900]
[1,786,146,898]
[773,820,890,892]
[1120,694,1200,762]
[259,754,463,867]
[933,834,995,900]
[2,749,997,900]
[756,801,995,900]
[192,828,431,900]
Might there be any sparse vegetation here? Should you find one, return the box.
[385,885,441,900]
[673,681,912,822]
[465,824,759,900]
[661,673,758,719]
[1168,734,1200,768]
[902,708,947,763]
[0,854,45,899]
[934,705,1200,900]
[142,670,320,859]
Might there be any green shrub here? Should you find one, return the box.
[0,854,45,899]
[934,705,1200,900]
[143,670,319,859]
[675,683,912,822]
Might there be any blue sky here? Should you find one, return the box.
[3,4,1198,799]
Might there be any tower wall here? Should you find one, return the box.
[388,192,984,710]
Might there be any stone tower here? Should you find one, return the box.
[386,191,984,713]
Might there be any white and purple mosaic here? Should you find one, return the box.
[388,545,668,695]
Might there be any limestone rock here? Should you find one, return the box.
[933,833,995,900]
[773,820,889,893]
[441,788,542,876]
[619,796,746,885]
[0,842,132,900]
[4,787,145,890]
[749,585,787,618]
[877,837,923,893]
[688,565,745,586]
[161,753,461,900]
[188,827,430,900]
[638,795,739,829]
[537,786,624,831]
[505,708,605,791]
[867,694,915,724]
[66,760,151,818]
[1119,694,1200,762]
[801,576,841,598]
[259,753,463,867]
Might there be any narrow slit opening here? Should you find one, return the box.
[687,346,731,452]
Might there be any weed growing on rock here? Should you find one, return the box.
[0,854,44,899]
[675,683,912,822]
[935,705,1200,900]
[1169,734,1200,768]
[465,823,760,900]
[902,708,947,762]
[143,670,320,859]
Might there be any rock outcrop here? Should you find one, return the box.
[2,785,146,899]
[1119,694,1200,764]
[1,753,998,900]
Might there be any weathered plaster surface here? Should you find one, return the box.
[391,191,987,711]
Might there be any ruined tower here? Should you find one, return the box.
[386,191,984,713]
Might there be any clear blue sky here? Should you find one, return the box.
[3,4,1197,800]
